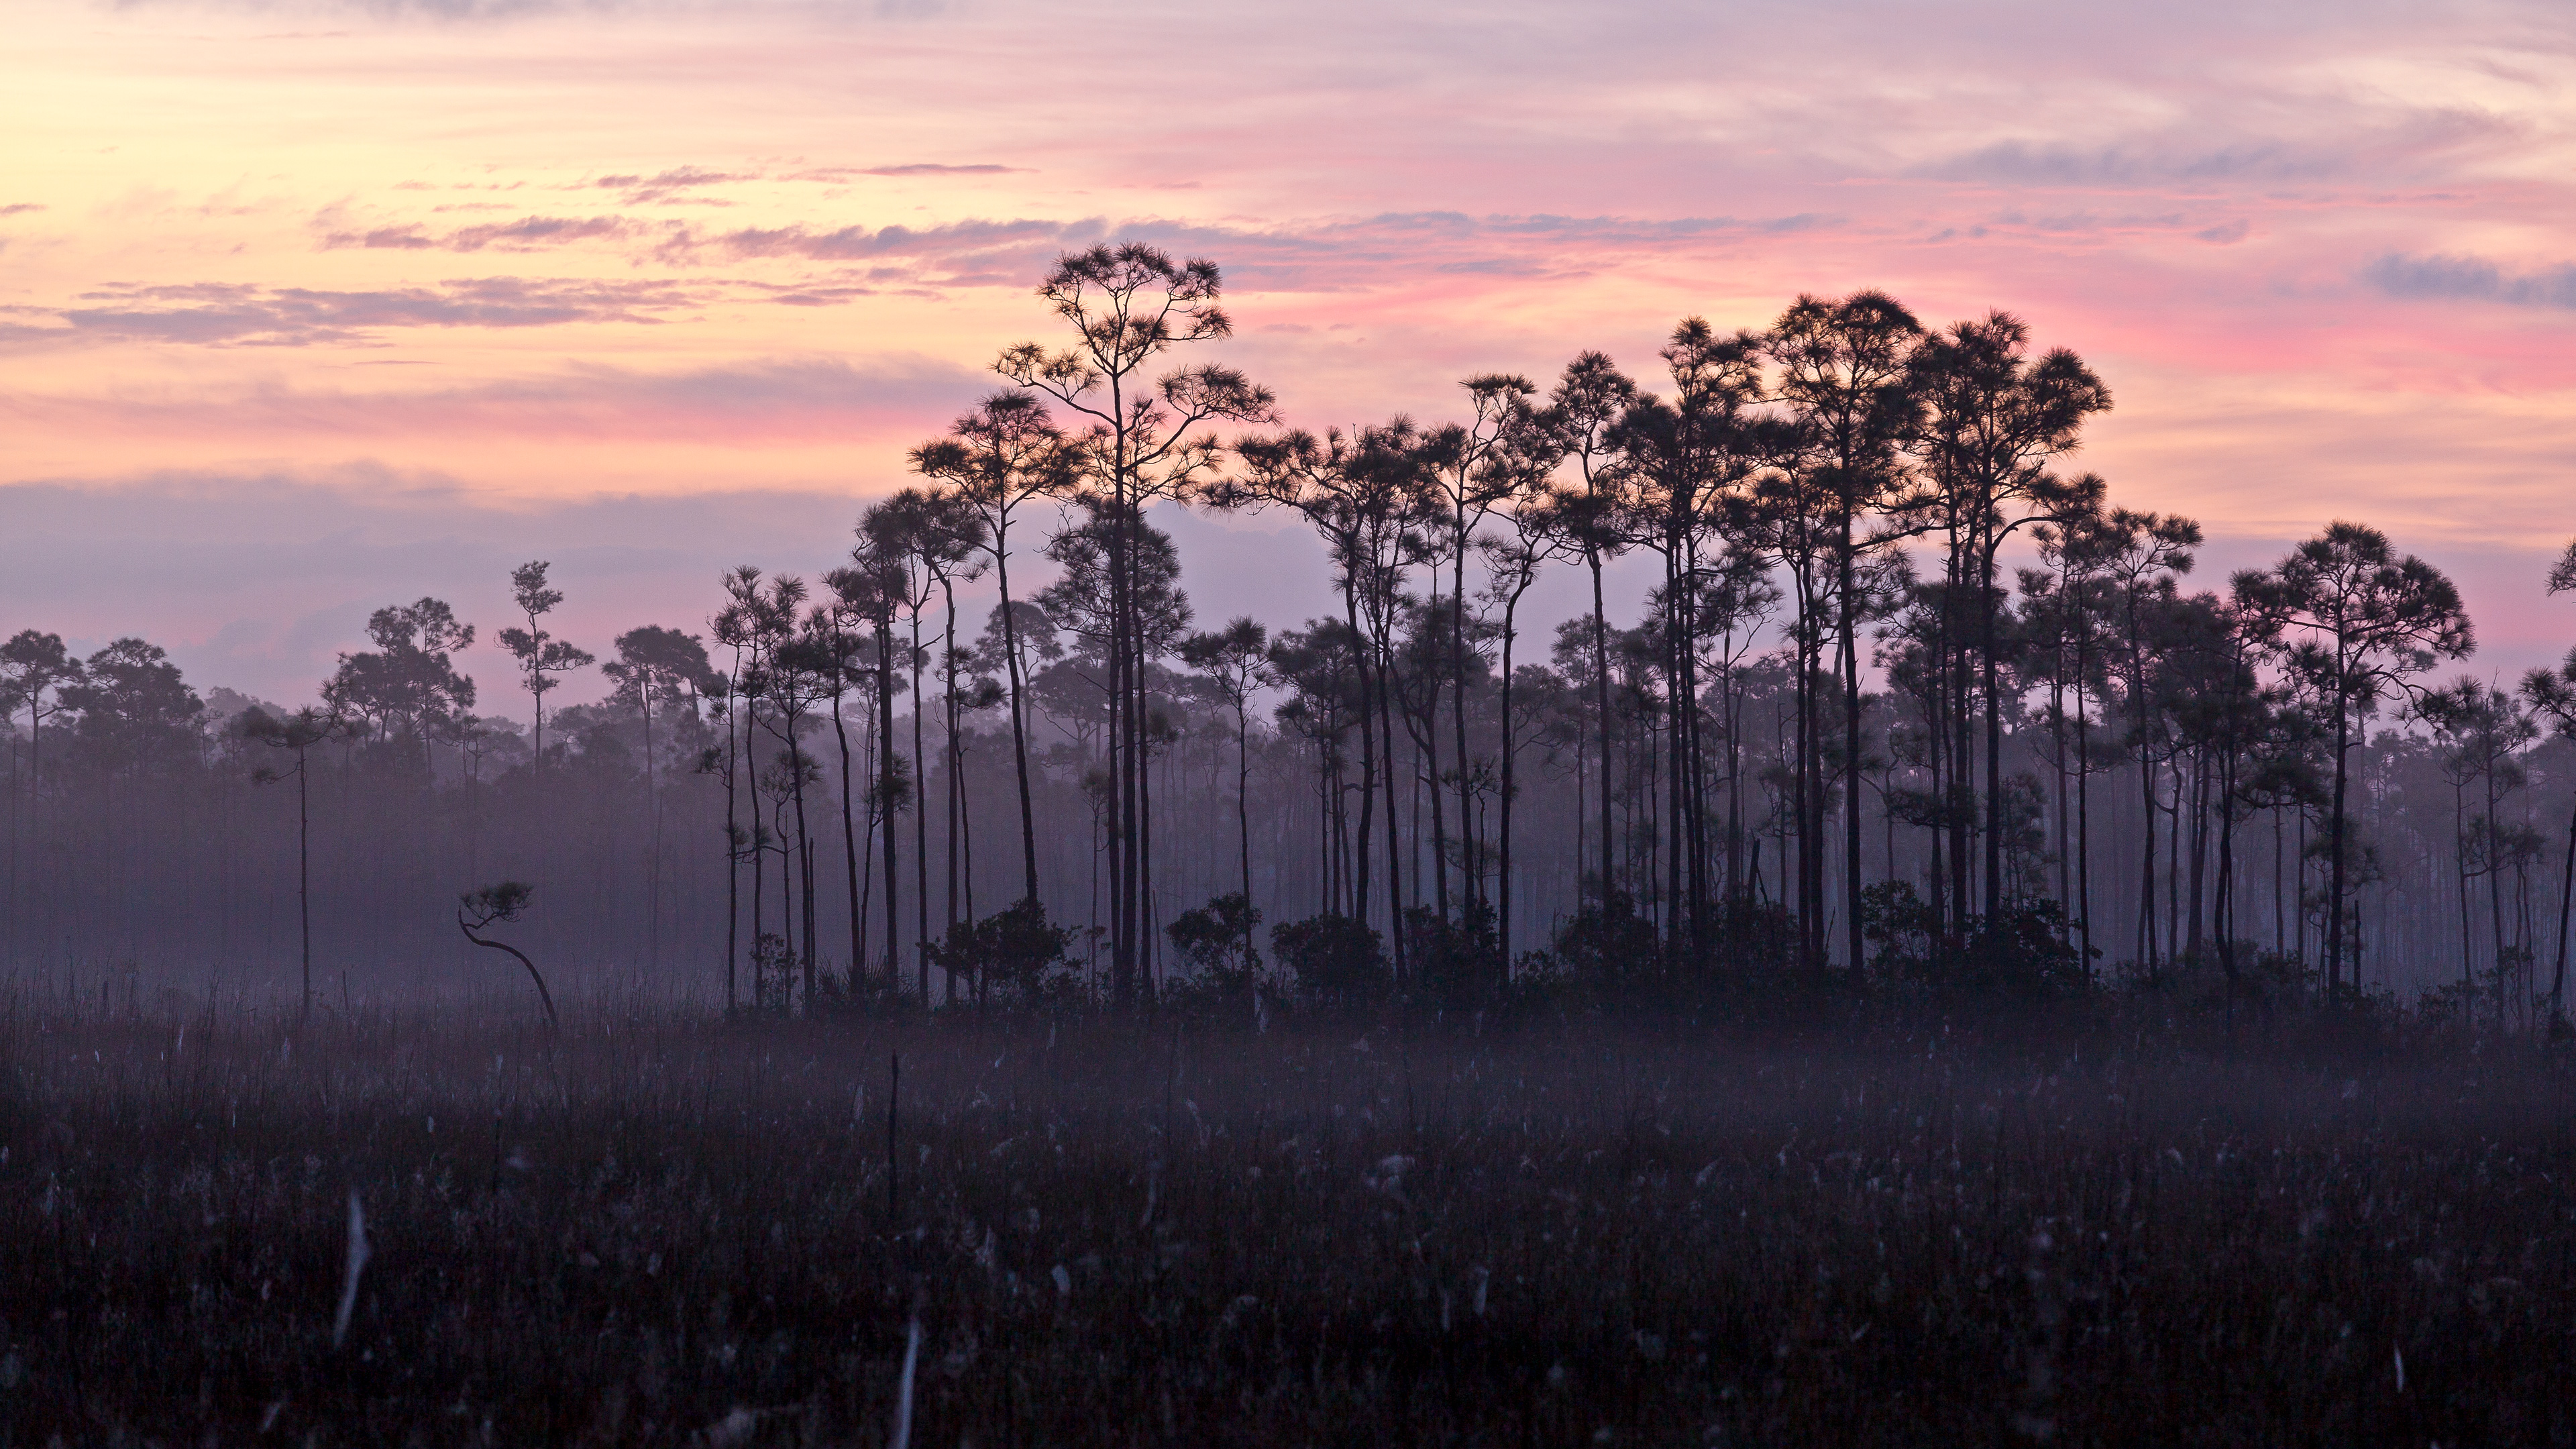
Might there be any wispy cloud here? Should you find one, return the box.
[4,353,988,441]
[323,214,641,251]
[591,166,751,203]
[636,211,1851,294]
[656,216,1088,265]
[299,205,1850,288]
[858,164,1028,176]
[2365,252,2576,310]
[22,277,714,346]
[1913,107,2520,190]
[1924,140,2340,186]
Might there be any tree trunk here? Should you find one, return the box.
[996,541,1041,906]
[1591,555,1615,906]
[834,673,863,996]
[912,609,932,1004]
[2552,802,2576,1022]
[459,917,560,1032]
[877,619,902,991]
[297,751,312,1026]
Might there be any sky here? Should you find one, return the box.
[3,0,2574,707]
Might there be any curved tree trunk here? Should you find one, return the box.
[459,916,559,1032]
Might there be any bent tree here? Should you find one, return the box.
[457,881,560,1032]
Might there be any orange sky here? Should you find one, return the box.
[4,0,2574,700]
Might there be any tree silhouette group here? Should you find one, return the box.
[12,241,2574,1031]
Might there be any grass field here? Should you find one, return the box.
[3,1002,2572,1445]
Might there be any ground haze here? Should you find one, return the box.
[4,1003,2570,1444]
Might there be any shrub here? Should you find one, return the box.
[1858,879,1936,987]
[1270,912,1388,1003]
[1545,890,1658,991]
[1403,900,1504,1008]
[1166,892,1265,998]
[929,898,1073,1006]
[1957,897,2090,999]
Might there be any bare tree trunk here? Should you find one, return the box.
[297,751,312,1026]
[877,619,902,992]
[912,610,932,1004]
[996,545,1040,905]
[834,676,863,996]
[1497,595,1521,968]
[2552,803,2575,1021]
[1591,557,1615,906]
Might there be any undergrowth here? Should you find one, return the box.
[2,1002,2571,1445]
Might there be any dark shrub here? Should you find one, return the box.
[1271,912,1388,1003]
[929,898,1073,1006]
[1546,890,1658,990]
[1403,900,1504,1008]
[1166,892,1264,998]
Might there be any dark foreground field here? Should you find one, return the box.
[5,1003,2575,1446]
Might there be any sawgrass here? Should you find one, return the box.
[3,1001,2571,1445]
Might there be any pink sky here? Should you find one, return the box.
[3,0,2573,704]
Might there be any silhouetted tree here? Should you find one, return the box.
[1768,290,1926,977]
[1180,617,1273,967]
[237,704,350,1024]
[996,242,1275,1003]
[910,391,1079,907]
[2418,678,2539,1026]
[2,631,81,951]
[1611,319,1772,955]
[456,880,559,1032]
[605,625,716,971]
[498,561,594,771]
[1909,313,2110,923]
[1476,476,1572,965]
[828,548,911,996]
[2240,523,2473,998]
[1542,352,1638,909]
[1421,374,1542,916]
[1223,422,1440,978]
[2518,535,2576,1021]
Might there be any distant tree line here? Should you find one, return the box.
[9,242,2576,1033]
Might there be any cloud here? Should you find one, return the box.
[1915,107,2516,191]
[591,166,752,203]
[858,164,1028,176]
[121,0,586,16]
[4,352,991,443]
[291,202,1852,298]
[1925,140,2335,186]
[2364,252,2576,309]
[321,213,641,251]
[657,216,1088,264]
[29,276,713,346]
[0,203,44,217]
